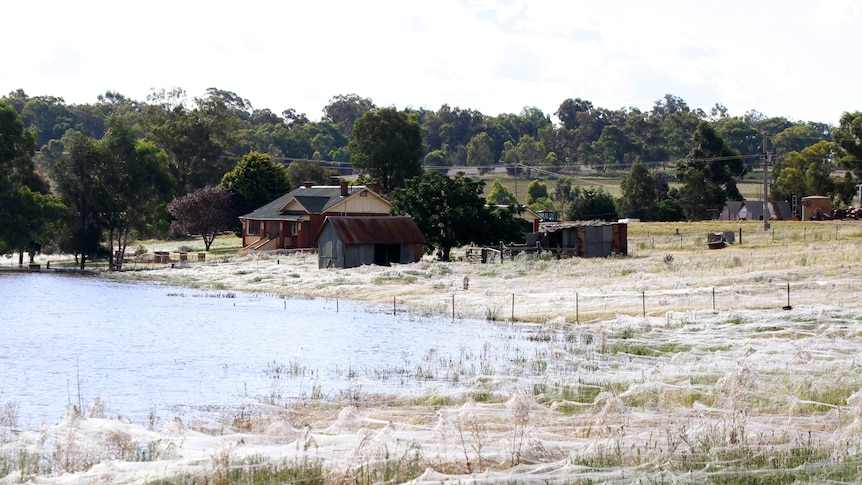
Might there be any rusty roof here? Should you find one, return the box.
[317,216,425,245]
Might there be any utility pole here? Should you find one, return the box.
[762,134,770,231]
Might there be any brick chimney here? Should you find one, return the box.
[340,180,349,196]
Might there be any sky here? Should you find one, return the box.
[3,0,860,125]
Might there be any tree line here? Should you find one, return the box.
[1,87,861,266]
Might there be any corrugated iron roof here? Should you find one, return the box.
[319,216,426,245]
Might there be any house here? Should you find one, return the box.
[239,182,392,251]
[719,200,792,221]
[316,216,426,268]
[492,205,543,234]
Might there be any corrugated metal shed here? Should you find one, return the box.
[320,216,425,245]
[316,216,426,268]
[540,221,627,258]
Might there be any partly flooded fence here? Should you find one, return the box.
[376,282,803,324]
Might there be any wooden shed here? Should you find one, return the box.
[316,216,426,269]
[539,222,627,258]
[800,196,833,220]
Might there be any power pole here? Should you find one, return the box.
[762,134,770,231]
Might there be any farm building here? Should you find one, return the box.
[719,200,792,221]
[537,221,627,258]
[316,216,426,269]
[239,182,391,251]
[801,196,833,220]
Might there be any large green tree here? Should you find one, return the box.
[771,141,843,202]
[834,111,862,179]
[53,131,104,268]
[390,172,523,261]
[221,151,292,216]
[567,187,618,221]
[323,94,376,140]
[349,108,423,193]
[676,121,746,220]
[143,87,239,195]
[0,103,65,261]
[486,179,518,205]
[466,132,496,166]
[618,161,658,220]
[98,116,174,268]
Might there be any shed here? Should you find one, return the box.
[316,216,426,269]
[800,196,833,220]
[539,221,627,258]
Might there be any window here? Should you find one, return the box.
[248,220,260,235]
[290,222,298,236]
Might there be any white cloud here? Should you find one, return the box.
[1,0,858,124]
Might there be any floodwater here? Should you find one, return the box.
[0,272,553,426]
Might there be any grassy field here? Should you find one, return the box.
[479,170,770,202]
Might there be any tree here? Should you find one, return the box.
[772,140,842,202]
[390,172,522,261]
[675,121,746,220]
[567,187,618,221]
[53,131,105,268]
[834,111,862,179]
[486,179,518,205]
[349,108,423,193]
[323,94,376,140]
[525,179,548,205]
[168,186,235,251]
[285,159,338,188]
[618,162,658,220]
[221,152,292,216]
[98,117,174,268]
[0,186,67,263]
[143,87,239,195]
[466,132,496,166]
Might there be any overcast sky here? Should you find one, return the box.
[3,0,859,125]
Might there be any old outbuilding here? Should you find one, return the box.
[316,216,426,269]
[538,221,628,258]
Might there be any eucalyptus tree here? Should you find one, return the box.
[143,87,240,195]
[323,94,376,140]
[834,111,862,179]
[676,121,746,220]
[466,132,496,166]
[53,131,104,268]
[98,116,174,267]
[618,161,658,220]
[349,108,423,193]
[0,102,67,261]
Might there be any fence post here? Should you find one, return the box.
[511,294,515,321]
[712,287,715,310]
[642,291,646,318]
[576,292,579,324]
[452,294,455,320]
[393,296,397,316]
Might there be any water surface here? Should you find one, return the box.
[0,273,548,425]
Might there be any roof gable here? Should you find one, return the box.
[241,185,389,220]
